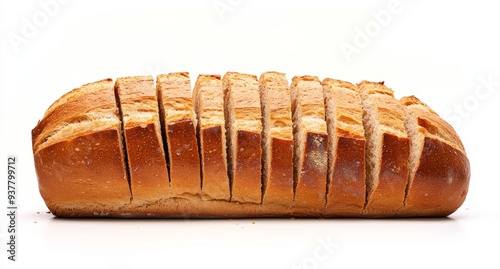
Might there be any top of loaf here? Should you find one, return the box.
[222,72,262,133]
[32,79,121,152]
[401,95,465,153]
[157,72,197,124]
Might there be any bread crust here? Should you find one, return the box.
[165,119,202,195]
[266,137,294,205]
[324,136,366,216]
[232,130,262,203]
[363,133,409,216]
[402,138,469,217]
[199,126,230,200]
[293,132,328,215]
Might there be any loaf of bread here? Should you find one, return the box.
[32,72,470,218]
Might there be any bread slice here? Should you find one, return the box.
[114,76,170,203]
[400,96,470,216]
[358,81,410,216]
[222,72,262,203]
[32,79,131,216]
[157,72,201,197]
[322,78,366,216]
[193,74,230,201]
[290,76,328,214]
[258,72,294,206]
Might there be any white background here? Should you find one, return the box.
[1,0,499,268]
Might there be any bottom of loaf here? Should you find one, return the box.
[44,194,455,218]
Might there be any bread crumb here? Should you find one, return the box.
[34,221,37,224]
[37,212,40,214]
[252,221,255,224]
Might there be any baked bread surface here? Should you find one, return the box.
[32,73,470,218]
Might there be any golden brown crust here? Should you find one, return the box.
[266,137,294,205]
[292,132,328,215]
[48,195,293,218]
[231,130,262,203]
[401,137,469,216]
[165,119,201,195]
[115,76,170,203]
[364,134,409,216]
[324,136,366,216]
[199,126,230,200]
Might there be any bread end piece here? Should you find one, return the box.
[33,79,131,216]
[400,96,470,217]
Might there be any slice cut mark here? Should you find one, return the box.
[157,72,201,197]
[193,74,230,201]
[322,78,366,216]
[290,76,328,213]
[358,81,409,215]
[115,76,170,203]
[258,72,294,206]
[401,96,469,216]
[222,72,262,203]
